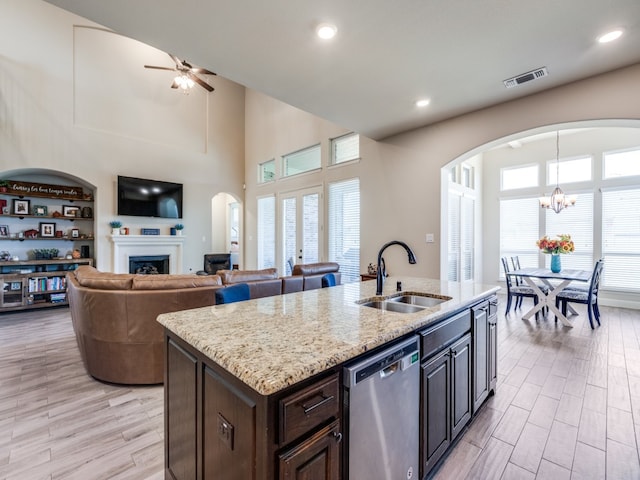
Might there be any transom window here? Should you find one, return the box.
[331,133,359,165]
[603,148,640,179]
[547,156,591,185]
[282,145,321,177]
[258,159,275,183]
[501,164,538,190]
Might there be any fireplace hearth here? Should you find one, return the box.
[129,255,170,275]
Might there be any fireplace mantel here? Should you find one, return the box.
[109,235,185,274]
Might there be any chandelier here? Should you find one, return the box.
[539,131,577,213]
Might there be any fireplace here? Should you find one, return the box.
[129,255,170,275]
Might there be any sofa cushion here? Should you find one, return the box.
[132,274,222,290]
[74,265,134,290]
[219,268,278,284]
[292,262,340,276]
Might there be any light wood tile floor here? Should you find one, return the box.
[1,298,639,479]
[434,295,640,480]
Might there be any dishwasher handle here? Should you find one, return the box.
[380,362,399,379]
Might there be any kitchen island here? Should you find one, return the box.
[158,276,499,480]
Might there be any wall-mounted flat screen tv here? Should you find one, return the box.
[117,175,183,219]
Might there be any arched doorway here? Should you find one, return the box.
[211,192,242,269]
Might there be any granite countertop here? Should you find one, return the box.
[157,277,499,396]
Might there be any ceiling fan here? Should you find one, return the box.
[144,53,216,92]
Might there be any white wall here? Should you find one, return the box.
[0,0,246,272]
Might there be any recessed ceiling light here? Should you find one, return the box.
[316,23,338,40]
[597,29,623,43]
[415,99,430,108]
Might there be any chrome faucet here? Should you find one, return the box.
[376,241,417,295]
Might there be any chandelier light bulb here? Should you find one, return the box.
[316,23,338,40]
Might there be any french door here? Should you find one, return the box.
[280,186,323,275]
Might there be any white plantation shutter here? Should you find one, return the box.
[257,196,276,269]
[332,133,359,165]
[328,178,360,283]
[545,192,593,270]
[462,196,475,281]
[448,194,461,281]
[602,188,640,291]
[500,197,539,276]
[283,145,321,177]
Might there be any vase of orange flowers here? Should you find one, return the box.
[536,234,574,273]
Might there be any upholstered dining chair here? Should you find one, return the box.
[555,259,604,329]
[501,257,543,319]
[215,283,251,304]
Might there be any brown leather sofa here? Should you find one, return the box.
[68,262,342,385]
[217,268,282,299]
[67,266,222,385]
[291,262,342,290]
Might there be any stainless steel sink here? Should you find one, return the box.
[386,293,451,308]
[358,300,425,314]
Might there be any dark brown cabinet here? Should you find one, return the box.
[421,333,471,474]
[278,420,341,480]
[472,296,498,414]
[164,332,341,480]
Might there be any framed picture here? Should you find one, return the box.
[12,199,30,216]
[32,205,48,216]
[62,205,80,217]
[10,282,21,291]
[0,225,8,237]
[39,222,56,238]
[70,228,79,238]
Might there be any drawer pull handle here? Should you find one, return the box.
[333,431,343,443]
[302,393,334,415]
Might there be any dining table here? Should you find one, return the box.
[507,267,591,327]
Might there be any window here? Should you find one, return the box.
[604,148,640,179]
[547,156,591,185]
[328,178,360,283]
[448,193,474,282]
[501,165,538,190]
[282,145,321,177]
[257,196,276,269]
[602,188,640,292]
[499,197,539,276]
[331,133,359,165]
[258,159,276,183]
[545,192,593,270]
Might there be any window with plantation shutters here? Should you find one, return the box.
[499,197,539,278]
[257,196,276,269]
[331,133,359,165]
[328,178,360,283]
[448,193,474,282]
[602,188,640,292]
[545,192,593,271]
[448,194,460,281]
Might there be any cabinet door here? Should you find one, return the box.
[278,420,341,480]
[450,334,472,440]
[166,339,198,480]
[421,350,450,474]
[472,305,489,414]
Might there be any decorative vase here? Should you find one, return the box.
[111,228,120,236]
[550,254,562,273]
[176,230,182,236]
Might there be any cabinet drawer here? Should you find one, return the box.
[420,309,471,360]
[279,372,339,446]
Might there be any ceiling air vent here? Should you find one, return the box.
[503,67,548,89]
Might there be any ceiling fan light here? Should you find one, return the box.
[598,29,623,43]
[174,74,195,90]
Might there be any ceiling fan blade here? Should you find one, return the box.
[190,67,217,76]
[144,65,176,71]
[189,73,214,92]
[168,53,182,68]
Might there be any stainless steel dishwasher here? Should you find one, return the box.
[343,335,420,480]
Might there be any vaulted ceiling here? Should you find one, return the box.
[44,0,640,139]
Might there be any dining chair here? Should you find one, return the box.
[501,257,542,319]
[509,256,549,308]
[321,273,337,288]
[555,259,604,329]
